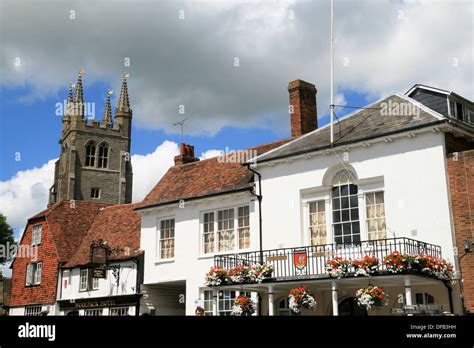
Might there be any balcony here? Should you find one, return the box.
[214,237,442,281]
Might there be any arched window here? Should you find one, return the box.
[97,143,109,168]
[331,169,360,245]
[85,141,96,167]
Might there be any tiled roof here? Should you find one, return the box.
[29,200,110,262]
[135,139,289,210]
[64,203,142,267]
[252,94,447,163]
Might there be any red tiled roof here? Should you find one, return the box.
[135,139,289,210]
[64,203,142,267]
[29,200,110,262]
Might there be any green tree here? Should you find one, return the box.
[0,214,15,264]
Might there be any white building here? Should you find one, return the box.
[55,204,143,316]
[136,80,473,316]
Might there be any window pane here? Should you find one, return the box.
[350,208,359,220]
[350,195,358,208]
[341,197,349,209]
[331,187,340,197]
[340,185,348,196]
[349,184,358,195]
[333,211,340,223]
[332,198,340,210]
[341,209,349,221]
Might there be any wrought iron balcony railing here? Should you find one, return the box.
[214,237,442,280]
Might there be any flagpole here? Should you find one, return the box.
[330,0,334,145]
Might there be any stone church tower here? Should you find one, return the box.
[48,72,133,205]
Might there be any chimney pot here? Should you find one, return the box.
[288,79,318,137]
[175,143,200,165]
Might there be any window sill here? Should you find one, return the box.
[154,258,175,265]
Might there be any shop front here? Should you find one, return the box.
[57,294,142,316]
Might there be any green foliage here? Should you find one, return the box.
[0,214,15,264]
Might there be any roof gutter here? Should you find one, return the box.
[134,186,253,212]
[253,119,448,165]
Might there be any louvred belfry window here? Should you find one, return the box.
[85,141,96,167]
[98,143,108,168]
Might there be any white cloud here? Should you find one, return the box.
[0,0,471,136]
[0,141,182,233]
[199,149,224,160]
[0,159,56,234]
[130,141,179,201]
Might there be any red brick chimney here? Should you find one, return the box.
[288,79,318,137]
[174,143,200,165]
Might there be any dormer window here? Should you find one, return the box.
[85,141,96,167]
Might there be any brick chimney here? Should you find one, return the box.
[288,79,318,137]
[174,143,200,165]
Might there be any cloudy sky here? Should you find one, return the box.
[0,0,472,240]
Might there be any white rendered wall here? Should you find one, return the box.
[59,260,138,301]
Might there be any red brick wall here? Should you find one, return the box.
[9,218,59,307]
[288,80,317,137]
[447,150,474,313]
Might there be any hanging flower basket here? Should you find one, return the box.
[411,254,454,280]
[288,286,317,314]
[204,266,229,286]
[228,265,251,284]
[383,251,410,274]
[351,255,379,277]
[249,263,274,283]
[355,284,388,311]
[432,257,454,280]
[231,295,256,316]
[325,256,350,278]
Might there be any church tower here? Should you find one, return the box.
[48,71,133,205]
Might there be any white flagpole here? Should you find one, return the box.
[330,0,334,145]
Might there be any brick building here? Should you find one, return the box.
[9,73,137,315]
[447,150,474,313]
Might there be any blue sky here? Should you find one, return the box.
[0,81,368,181]
[0,0,471,237]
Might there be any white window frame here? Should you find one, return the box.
[203,290,214,316]
[202,212,215,254]
[80,269,89,291]
[92,276,100,290]
[25,305,42,316]
[200,205,251,256]
[302,176,386,245]
[31,224,42,245]
[84,308,103,316]
[109,307,129,316]
[308,200,327,246]
[365,191,387,241]
[157,217,175,260]
[26,262,42,286]
[237,206,250,250]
